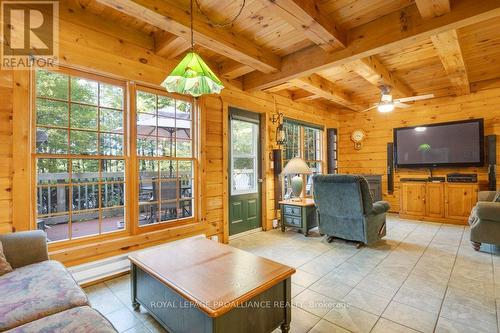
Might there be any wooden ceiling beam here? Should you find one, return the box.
[291,75,367,111]
[263,82,296,92]
[260,0,346,51]
[291,90,320,102]
[243,0,500,91]
[343,56,413,97]
[415,0,451,19]
[219,60,254,80]
[96,0,281,73]
[431,29,470,95]
[154,32,191,58]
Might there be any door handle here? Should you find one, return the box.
[258,178,263,183]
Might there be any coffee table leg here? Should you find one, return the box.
[281,277,291,333]
[131,263,140,310]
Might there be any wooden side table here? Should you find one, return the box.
[279,199,318,236]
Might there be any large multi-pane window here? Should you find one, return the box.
[136,88,195,226]
[282,120,323,198]
[35,69,126,242]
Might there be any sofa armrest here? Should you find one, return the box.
[372,201,390,215]
[0,230,48,269]
[475,202,500,222]
[478,191,498,202]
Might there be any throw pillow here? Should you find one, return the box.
[494,193,500,202]
[0,241,13,276]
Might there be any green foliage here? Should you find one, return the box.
[35,70,124,156]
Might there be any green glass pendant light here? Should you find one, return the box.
[161,0,224,97]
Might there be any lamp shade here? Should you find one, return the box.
[161,52,224,97]
[282,157,312,175]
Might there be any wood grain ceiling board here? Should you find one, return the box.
[458,17,500,83]
[318,0,414,30]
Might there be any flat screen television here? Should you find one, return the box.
[394,119,484,168]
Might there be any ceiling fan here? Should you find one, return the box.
[361,86,434,113]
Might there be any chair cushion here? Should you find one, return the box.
[0,260,89,331]
[4,306,116,333]
[0,242,13,276]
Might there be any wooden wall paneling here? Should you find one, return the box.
[12,70,31,232]
[222,102,229,244]
[338,87,500,213]
[0,70,13,233]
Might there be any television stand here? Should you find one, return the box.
[399,180,478,225]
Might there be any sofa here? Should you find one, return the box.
[468,191,500,251]
[313,174,389,246]
[0,231,117,332]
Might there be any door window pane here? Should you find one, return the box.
[231,119,258,195]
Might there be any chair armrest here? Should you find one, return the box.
[478,191,498,202]
[372,201,390,215]
[475,202,500,221]
[0,230,48,269]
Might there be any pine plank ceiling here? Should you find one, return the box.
[68,0,500,111]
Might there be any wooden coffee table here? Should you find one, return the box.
[129,237,295,333]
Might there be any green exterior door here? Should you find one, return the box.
[229,109,261,236]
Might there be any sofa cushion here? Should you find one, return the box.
[0,242,13,276]
[0,260,89,331]
[4,306,116,333]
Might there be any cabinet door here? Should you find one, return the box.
[426,183,445,218]
[400,183,426,216]
[445,184,478,220]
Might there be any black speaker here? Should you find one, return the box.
[327,128,337,174]
[486,135,497,190]
[272,149,282,209]
[387,143,394,194]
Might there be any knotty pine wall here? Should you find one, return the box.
[337,88,500,212]
[0,2,338,265]
[0,70,12,234]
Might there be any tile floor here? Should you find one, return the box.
[85,215,500,333]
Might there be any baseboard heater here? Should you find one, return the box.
[68,234,207,286]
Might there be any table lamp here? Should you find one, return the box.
[282,157,312,200]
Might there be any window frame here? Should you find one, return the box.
[31,67,129,244]
[132,84,198,232]
[30,68,200,247]
[282,120,324,198]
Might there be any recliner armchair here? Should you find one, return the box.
[313,174,389,246]
[469,191,500,250]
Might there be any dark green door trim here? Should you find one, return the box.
[228,107,262,236]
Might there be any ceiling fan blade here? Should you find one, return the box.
[361,105,379,113]
[394,94,435,103]
[395,102,410,108]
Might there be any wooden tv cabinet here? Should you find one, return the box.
[399,181,478,225]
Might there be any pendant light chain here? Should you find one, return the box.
[190,0,194,51]
[194,0,246,29]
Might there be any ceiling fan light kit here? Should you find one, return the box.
[361,86,435,113]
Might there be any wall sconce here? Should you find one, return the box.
[271,111,286,146]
